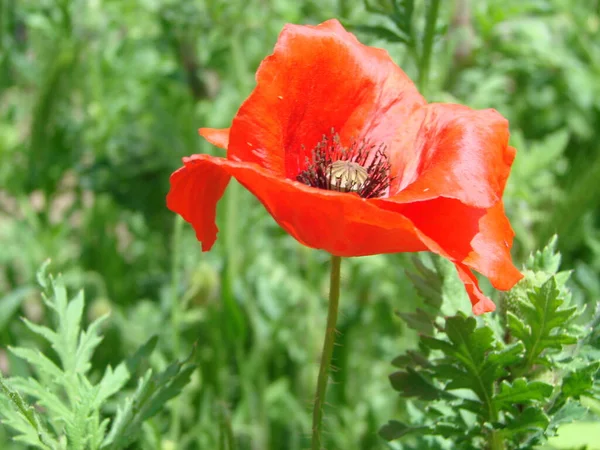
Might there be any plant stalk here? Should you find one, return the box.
[170,214,184,442]
[417,0,441,95]
[311,254,342,450]
[489,430,505,450]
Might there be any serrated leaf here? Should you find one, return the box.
[21,318,59,345]
[1,265,161,450]
[0,376,58,449]
[434,422,473,439]
[421,335,455,354]
[397,308,434,334]
[504,406,549,435]
[434,315,497,404]
[547,400,590,437]
[8,347,63,380]
[10,377,71,418]
[378,420,426,441]
[94,363,130,409]
[561,362,600,399]
[124,336,158,375]
[445,316,494,367]
[101,370,153,450]
[510,277,579,373]
[140,363,196,421]
[392,346,435,368]
[487,342,525,369]
[350,24,409,43]
[507,311,529,341]
[73,314,109,374]
[389,367,442,401]
[35,260,52,291]
[55,288,85,372]
[407,254,444,312]
[526,236,561,273]
[102,356,196,450]
[493,379,553,410]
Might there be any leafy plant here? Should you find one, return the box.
[382,239,600,449]
[0,262,195,450]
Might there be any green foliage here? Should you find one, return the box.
[383,240,600,449]
[0,263,195,450]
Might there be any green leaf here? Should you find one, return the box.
[378,420,426,441]
[397,308,434,334]
[102,356,196,449]
[73,313,109,375]
[21,318,59,346]
[94,364,130,409]
[504,406,550,435]
[547,400,590,437]
[8,347,63,380]
[429,315,497,403]
[10,375,71,419]
[406,254,444,312]
[124,336,158,375]
[349,24,409,44]
[35,260,52,291]
[561,362,600,399]
[493,379,553,410]
[0,265,168,449]
[54,288,85,372]
[389,367,443,401]
[526,236,561,273]
[486,342,525,369]
[510,277,578,371]
[0,375,58,449]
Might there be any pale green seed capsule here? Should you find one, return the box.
[328,160,368,192]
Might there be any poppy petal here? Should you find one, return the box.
[389,104,515,209]
[374,197,485,262]
[377,197,521,288]
[167,156,231,251]
[463,202,523,290]
[455,263,497,315]
[224,19,426,178]
[199,128,230,150]
[167,154,444,257]
[372,196,522,310]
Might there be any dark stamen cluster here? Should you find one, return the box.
[296,131,392,199]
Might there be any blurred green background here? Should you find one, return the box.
[1,0,600,448]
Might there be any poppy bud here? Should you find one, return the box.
[23,293,43,323]
[186,262,220,306]
[88,297,113,323]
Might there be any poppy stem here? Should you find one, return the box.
[489,430,505,450]
[311,254,342,450]
[417,0,441,94]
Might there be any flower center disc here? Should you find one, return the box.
[296,132,393,199]
[328,160,368,192]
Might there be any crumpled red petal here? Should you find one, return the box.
[455,263,497,314]
[226,19,426,178]
[167,154,439,257]
[167,157,231,251]
[463,202,523,290]
[389,104,515,209]
[372,196,522,313]
[167,155,521,315]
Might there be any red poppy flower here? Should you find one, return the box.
[167,19,523,314]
